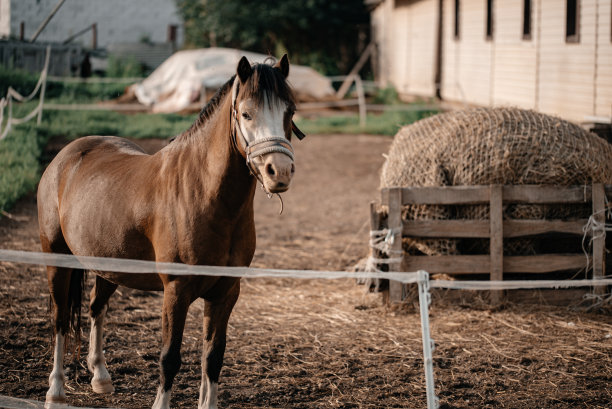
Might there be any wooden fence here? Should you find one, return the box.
[0,40,83,76]
[370,184,611,304]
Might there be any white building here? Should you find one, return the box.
[369,0,611,124]
[0,0,184,48]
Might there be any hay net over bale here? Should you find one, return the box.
[379,106,612,259]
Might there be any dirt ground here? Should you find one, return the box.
[0,134,611,409]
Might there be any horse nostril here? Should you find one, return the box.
[291,164,295,174]
[265,163,276,176]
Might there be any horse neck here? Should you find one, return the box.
[158,94,256,217]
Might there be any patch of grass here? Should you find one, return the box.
[0,65,131,104]
[0,107,197,212]
[0,122,47,212]
[45,81,129,103]
[42,110,197,140]
[296,108,439,136]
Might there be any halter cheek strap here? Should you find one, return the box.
[230,83,296,192]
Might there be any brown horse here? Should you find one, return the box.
[37,55,303,409]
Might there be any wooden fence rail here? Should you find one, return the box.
[371,184,611,304]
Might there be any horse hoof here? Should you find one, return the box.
[91,378,115,394]
[45,395,67,409]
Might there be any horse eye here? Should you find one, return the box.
[242,112,252,121]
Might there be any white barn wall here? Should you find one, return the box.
[537,0,597,121]
[390,1,411,93]
[595,0,612,118]
[491,0,537,108]
[3,0,183,47]
[440,0,461,102]
[456,0,492,106]
[372,0,437,98]
[406,0,437,96]
[376,0,611,124]
[371,0,394,86]
[0,0,9,38]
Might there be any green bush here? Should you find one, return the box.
[0,66,39,96]
[106,55,144,78]
[372,86,401,106]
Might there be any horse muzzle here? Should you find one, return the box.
[246,136,295,194]
[261,153,295,193]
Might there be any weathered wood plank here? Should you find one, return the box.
[402,255,490,274]
[401,254,587,274]
[402,220,489,238]
[504,219,588,237]
[367,202,382,292]
[401,219,588,238]
[592,183,606,295]
[387,189,404,303]
[398,186,490,205]
[504,254,588,273]
[490,185,504,303]
[503,185,592,204]
[393,185,612,206]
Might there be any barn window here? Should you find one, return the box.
[486,0,494,41]
[454,0,460,40]
[522,0,532,40]
[566,0,580,43]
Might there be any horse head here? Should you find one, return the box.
[231,55,300,194]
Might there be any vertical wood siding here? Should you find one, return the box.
[376,0,611,123]
[595,0,612,117]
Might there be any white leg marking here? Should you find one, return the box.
[152,386,172,409]
[198,379,218,409]
[45,333,66,405]
[87,305,114,394]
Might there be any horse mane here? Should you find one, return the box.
[171,75,236,143]
[171,59,296,144]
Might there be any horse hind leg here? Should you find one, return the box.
[45,264,84,406]
[87,275,118,394]
[46,266,69,406]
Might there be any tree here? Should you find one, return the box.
[175,0,370,75]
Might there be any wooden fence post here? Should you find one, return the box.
[592,183,606,296]
[369,201,382,294]
[387,188,404,303]
[490,185,504,304]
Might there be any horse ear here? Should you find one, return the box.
[237,56,252,83]
[275,54,289,78]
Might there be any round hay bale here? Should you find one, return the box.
[380,107,612,257]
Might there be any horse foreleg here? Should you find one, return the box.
[199,279,240,409]
[87,276,118,394]
[152,282,191,409]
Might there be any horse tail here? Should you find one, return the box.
[66,268,86,356]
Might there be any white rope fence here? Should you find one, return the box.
[0,46,50,140]
[0,248,610,409]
